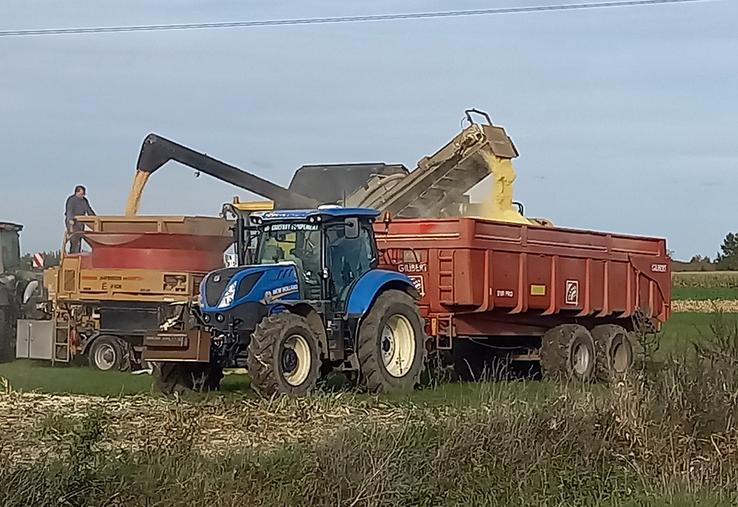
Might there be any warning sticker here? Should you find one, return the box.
[565,280,579,305]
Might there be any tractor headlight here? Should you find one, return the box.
[218,282,237,308]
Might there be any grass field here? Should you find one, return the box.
[672,286,738,300]
[671,271,738,301]
[2,312,738,506]
[0,312,729,397]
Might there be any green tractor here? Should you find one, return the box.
[0,222,43,361]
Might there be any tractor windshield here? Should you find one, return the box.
[255,222,321,278]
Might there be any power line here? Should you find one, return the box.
[0,0,713,38]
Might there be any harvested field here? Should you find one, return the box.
[3,357,738,506]
[2,312,738,505]
[672,299,738,312]
[0,390,427,465]
[671,271,738,307]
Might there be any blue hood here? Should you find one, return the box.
[199,263,300,312]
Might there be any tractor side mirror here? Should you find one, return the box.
[345,217,360,239]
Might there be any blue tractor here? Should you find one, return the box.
[197,207,426,396]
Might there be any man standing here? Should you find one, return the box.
[65,185,96,253]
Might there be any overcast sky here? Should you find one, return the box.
[1,0,735,260]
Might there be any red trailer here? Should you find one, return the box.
[375,216,671,380]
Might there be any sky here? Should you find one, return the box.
[0,0,735,260]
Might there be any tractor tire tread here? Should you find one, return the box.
[247,312,320,397]
[357,290,425,394]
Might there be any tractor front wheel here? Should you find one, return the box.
[357,290,425,393]
[153,362,223,395]
[247,312,322,397]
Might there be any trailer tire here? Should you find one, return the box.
[247,312,322,397]
[540,324,595,382]
[591,324,633,381]
[357,290,425,393]
[88,336,124,371]
[154,362,223,395]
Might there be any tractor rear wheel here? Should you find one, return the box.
[540,324,596,382]
[247,312,322,397]
[357,290,425,393]
[591,324,633,381]
[153,362,223,395]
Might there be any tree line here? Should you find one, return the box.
[687,233,738,271]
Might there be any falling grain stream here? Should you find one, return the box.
[125,170,151,216]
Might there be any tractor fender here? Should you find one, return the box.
[345,269,419,319]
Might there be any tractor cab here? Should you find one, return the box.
[252,208,378,304]
[0,222,22,274]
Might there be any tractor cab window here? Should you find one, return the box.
[325,221,376,303]
[0,230,21,271]
[256,222,322,286]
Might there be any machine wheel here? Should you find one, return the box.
[88,336,124,372]
[357,290,425,393]
[540,324,596,382]
[247,312,322,397]
[153,362,223,395]
[591,324,634,381]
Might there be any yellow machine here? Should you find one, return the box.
[32,215,233,370]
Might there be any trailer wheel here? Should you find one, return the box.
[153,362,223,395]
[88,336,124,371]
[540,324,595,382]
[247,312,321,397]
[357,290,425,393]
[591,324,633,381]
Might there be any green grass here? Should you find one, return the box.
[0,311,725,399]
[0,361,252,396]
[0,361,154,396]
[672,287,738,300]
[658,312,723,357]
